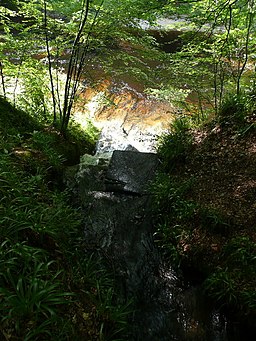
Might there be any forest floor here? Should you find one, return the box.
[161,112,256,328]
[1,94,256,339]
[181,117,256,258]
[0,98,125,341]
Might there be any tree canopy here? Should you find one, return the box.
[1,0,256,128]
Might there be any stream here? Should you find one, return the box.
[67,22,248,341]
[1,12,253,339]
[68,145,242,341]
[67,138,243,340]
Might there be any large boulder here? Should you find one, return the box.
[105,150,159,194]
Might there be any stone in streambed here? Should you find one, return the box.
[105,150,159,194]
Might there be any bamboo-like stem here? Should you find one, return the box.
[0,61,6,99]
[44,0,57,122]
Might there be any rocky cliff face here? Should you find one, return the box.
[74,81,175,153]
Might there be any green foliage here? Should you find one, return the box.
[17,64,50,122]
[154,221,184,268]
[223,236,256,271]
[155,0,256,116]
[31,130,65,169]
[0,0,168,132]
[1,0,256,133]
[0,17,51,120]
[199,206,231,235]
[66,119,100,154]
[240,290,256,312]
[157,116,194,170]
[204,237,256,314]
[218,92,254,124]
[0,97,39,136]
[152,173,197,267]
[146,85,190,108]
[1,271,67,320]
[0,98,130,339]
[3,0,256,332]
[0,243,71,338]
[70,254,133,340]
[152,173,195,216]
[204,269,238,306]
[89,279,132,340]
[0,138,80,244]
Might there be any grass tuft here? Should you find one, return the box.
[157,115,194,171]
[0,98,131,340]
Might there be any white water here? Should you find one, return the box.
[74,86,174,154]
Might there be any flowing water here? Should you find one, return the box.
[74,82,175,153]
[70,24,249,341]
[74,90,243,340]
[2,15,253,339]
[76,147,240,341]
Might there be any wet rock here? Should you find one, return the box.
[94,124,160,153]
[76,85,173,154]
[71,150,184,340]
[65,149,231,341]
[76,153,110,193]
[125,144,138,151]
[63,164,79,191]
[63,152,111,200]
[105,150,159,194]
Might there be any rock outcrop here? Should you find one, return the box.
[65,150,181,340]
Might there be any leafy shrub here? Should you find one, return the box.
[199,206,231,235]
[0,97,39,135]
[218,92,253,124]
[67,119,100,153]
[204,268,238,306]
[223,236,256,270]
[157,116,193,171]
[31,130,66,169]
[240,290,256,313]
[152,174,197,267]
[17,63,51,123]
[0,241,72,339]
[204,237,256,315]
[154,221,184,268]
[0,98,131,339]
[152,173,196,219]
[72,254,133,340]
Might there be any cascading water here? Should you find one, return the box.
[70,83,239,340]
[74,82,175,153]
[69,23,246,340]
[72,149,233,340]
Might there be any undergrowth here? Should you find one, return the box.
[157,115,194,171]
[0,97,130,340]
[204,236,256,313]
[218,92,254,125]
[153,99,256,323]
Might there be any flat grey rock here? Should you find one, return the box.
[105,150,159,194]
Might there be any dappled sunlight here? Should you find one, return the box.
[74,82,175,152]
